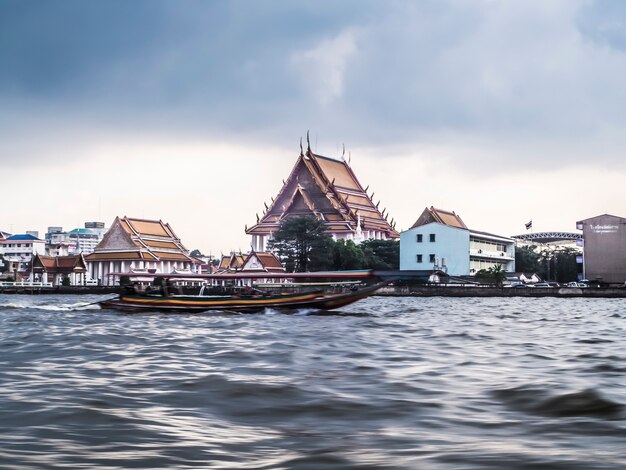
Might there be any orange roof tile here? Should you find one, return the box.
[410,207,468,230]
[246,145,398,238]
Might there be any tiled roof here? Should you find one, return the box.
[122,218,172,238]
[410,207,468,230]
[216,251,286,274]
[246,144,398,238]
[6,234,43,241]
[89,216,196,264]
[32,254,87,273]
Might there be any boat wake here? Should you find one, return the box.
[0,300,101,311]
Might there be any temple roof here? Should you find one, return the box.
[85,216,197,263]
[410,207,468,230]
[216,251,285,274]
[218,253,246,272]
[32,254,87,273]
[246,144,398,238]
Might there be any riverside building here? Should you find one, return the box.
[45,222,107,256]
[246,139,398,251]
[400,207,515,275]
[576,213,626,284]
[1,233,46,273]
[85,216,198,285]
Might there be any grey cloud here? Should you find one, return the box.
[2,0,626,168]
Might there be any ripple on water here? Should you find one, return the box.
[1,294,626,469]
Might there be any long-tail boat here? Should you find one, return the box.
[98,271,391,313]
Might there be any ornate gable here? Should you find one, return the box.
[246,140,398,239]
[94,217,138,251]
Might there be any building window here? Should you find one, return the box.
[416,234,423,243]
[429,234,436,242]
[416,254,423,263]
[429,254,436,263]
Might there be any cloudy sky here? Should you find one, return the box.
[2,0,626,254]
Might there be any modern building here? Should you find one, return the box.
[0,230,11,255]
[400,207,515,275]
[1,234,46,273]
[84,216,198,285]
[576,213,626,284]
[45,223,107,256]
[246,140,398,251]
[0,230,12,273]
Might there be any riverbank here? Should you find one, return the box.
[377,285,626,298]
[2,285,626,298]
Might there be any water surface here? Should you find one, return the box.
[1,295,625,469]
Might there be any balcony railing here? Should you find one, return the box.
[469,249,514,260]
[0,281,53,288]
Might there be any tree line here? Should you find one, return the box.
[267,216,399,272]
[515,245,580,282]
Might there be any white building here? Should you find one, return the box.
[400,207,515,275]
[85,216,199,285]
[45,223,106,256]
[1,234,46,273]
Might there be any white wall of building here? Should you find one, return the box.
[400,222,470,275]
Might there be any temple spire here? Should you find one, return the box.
[306,130,311,154]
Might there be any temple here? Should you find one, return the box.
[246,139,399,251]
[85,216,198,285]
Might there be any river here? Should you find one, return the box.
[1,295,624,469]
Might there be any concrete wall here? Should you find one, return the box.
[400,222,470,275]
[581,215,626,284]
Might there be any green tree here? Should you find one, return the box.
[190,249,203,258]
[268,216,334,272]
[360,239,399,270]
[547,247,580,283]
[515,245,542,274]
[332,239,366,270]
[476,264,507,286]
[0,255,7,274]
[61,275,71,287]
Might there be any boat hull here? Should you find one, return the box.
[99,282,386,313]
